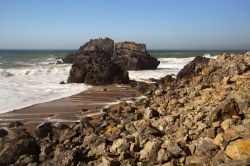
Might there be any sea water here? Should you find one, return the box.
[0,50,241,113]
[0,50,88,113]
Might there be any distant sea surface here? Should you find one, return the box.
[0,49,246,113]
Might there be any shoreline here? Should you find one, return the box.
[0,84,138,131]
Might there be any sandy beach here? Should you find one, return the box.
[0,84,138,131]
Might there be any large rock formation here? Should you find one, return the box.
[63,38,159,70]
[67,58,129,85]
[65,38,159,85]
[112,42,160,70]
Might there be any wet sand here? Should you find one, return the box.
[0,85,138,131]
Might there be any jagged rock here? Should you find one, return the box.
[67,58,129,85]
[47,146,82,166]
[139,139,161,163]
[157,149,171,164]
[110,138,130,154]
[161,140,185,157]
[176,56,210,80]
[88,143,106,157]
[112,42,159,70]
[144,107,160,119]
[59,128,78,143]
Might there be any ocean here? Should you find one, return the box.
[0,50,245,113]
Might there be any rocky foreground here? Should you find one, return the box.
[0,53,250,166]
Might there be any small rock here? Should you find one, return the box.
[34,122,53,139]
[125,123,137,134]
[221,119,234,131]
[214,133,223,147]
[139,139,161,163]
[157,149,171,164]
[144,107,159,119]
[223,99,241,119]
[102,88,108,92]
[110,138,130,154]
[59,81,65,84]
[205,128,216,139]
[212,121,221,128]
[222,76,230,85]
[169,99,178,106]
[155,89,163,96]
[0,128,8,138]
[209,109,222,125]
[88,143,106,157]
[184,119,193,129]
[161,140,184,157]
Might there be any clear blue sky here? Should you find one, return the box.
[0,0,249,50]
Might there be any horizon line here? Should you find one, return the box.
[0,48,249,51]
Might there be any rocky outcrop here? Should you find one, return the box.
[63,38,159,70]
[112,42,160,70]
[67,58,129,85]
[63,38,114,63]
[176,56,210,80]
[66,38,159,85]
[1,52,249,165]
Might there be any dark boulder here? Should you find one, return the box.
[34,122,53,139]
[176,56,210,80]
[63,38,114,63]
[112,42,160,70]
[67,58,129,85]
[0,128,8,138]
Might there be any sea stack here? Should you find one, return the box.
[65,37,160,85]
[67,38,129,85]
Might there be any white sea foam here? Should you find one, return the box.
[203,53,218,59]
[129,54,217,82]
[129,57,195,82]
[0,64,90,113]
